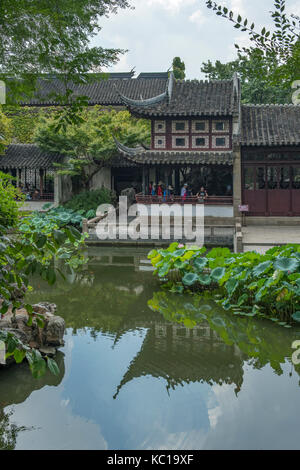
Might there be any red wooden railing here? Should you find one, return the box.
[135,194,233,205]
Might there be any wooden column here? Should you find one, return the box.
[146,167,150,195]
[164,167,168,189]
[142,166,146,195]
[175,168,180,195]
[233,143,242,220]
[39,169,44,197]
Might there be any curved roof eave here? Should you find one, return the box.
[113,136,144,158]
[115,72,174,109]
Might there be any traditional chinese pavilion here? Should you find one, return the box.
[114,72,300,220]
[1,71,300,221]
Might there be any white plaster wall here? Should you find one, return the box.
[132,204,233,222]
[204,205,234,218]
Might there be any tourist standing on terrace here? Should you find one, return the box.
[181,183,188,202]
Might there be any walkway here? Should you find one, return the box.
[19,201,54,212]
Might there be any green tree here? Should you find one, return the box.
[0,0,132,129]
[206,0,300,89]
[0,107,13,153]
[3,107,47,144]
[201,53,291,104]
[34,107,151,190]
[172,57,186,80]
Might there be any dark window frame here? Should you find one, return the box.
[175,122,186,131]
[195,121,206,131]
[175,137,186,147]
[195,137,206,147]
[215,122,225,131]
[215,137,226,147]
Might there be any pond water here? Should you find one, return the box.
[1,247,300,450]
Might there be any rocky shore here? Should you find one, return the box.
[0,302,65,365]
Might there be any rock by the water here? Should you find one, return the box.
[33,302,57,315]
[39,346,57,357]
[121,187,136,205]
[43,316,65,346]
[0,302,65,367]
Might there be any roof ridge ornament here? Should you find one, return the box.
[166,72,174,104]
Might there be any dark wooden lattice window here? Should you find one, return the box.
[215,122,225,131]
[175,122,185,131]
[195,138,205,146]
[175,138,186,146]
[195,122,205,131]
[216,137,226,146]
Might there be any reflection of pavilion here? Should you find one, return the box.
[113,321,244,399]
[87,246,154,272]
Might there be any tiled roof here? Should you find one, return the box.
[110,156,137,168]
[137,72,169,80]
[114,139,233,165]
[122,78,240,118]
[17,77,168,107]
[241,105,300,146]
[107,72,135,79]
[0,144,61,169]
[16,74,240,119]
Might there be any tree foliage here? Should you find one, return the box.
[0,0,132,129]
[172,57,186,80]
[0,107,13,153]
[0,210,87,377]
[34,107,151,189]
[0,172,24,228]
[201,53,291,104]
[206,0,300,88]
[3,107,48,144]
[64,188,116,220]
[0,176,87,379]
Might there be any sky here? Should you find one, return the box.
[92,0,300,79]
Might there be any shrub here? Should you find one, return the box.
[64,188,116,220]
[19,205,85,231]
[149,243,300,326]
[0,171,24,229]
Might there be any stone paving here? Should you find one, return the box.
[19,201,54,211]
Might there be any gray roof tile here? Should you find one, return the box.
[125,79,239,117]
[241,105,300,146]
[17,77,168,107]
[114,138,232,165]
[0,144,61,169]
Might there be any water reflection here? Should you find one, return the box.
[0,353,65,449]
[26,262,300,397]
[1,247,300,450]
[0,409,28,450]
[114,322,244,399]
[148,291,300,381]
